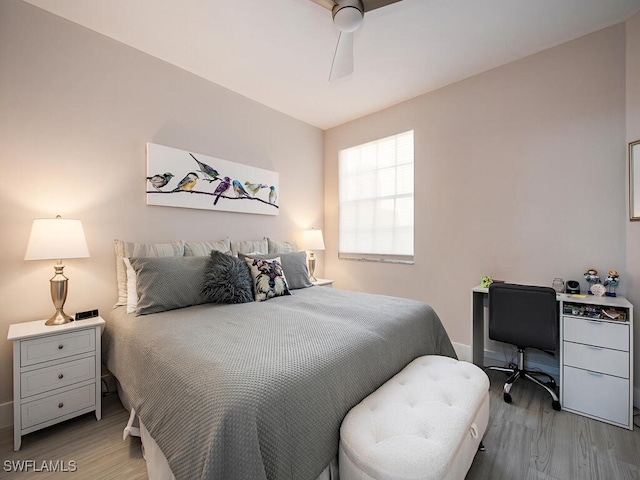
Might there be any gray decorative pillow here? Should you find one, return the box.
[202,250,254,304]
[114,239,185,307]
[239,251,312,289]
[130,256,209,315]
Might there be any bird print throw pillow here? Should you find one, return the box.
[244,257,291,302]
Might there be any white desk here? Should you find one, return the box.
[472,285,634,429]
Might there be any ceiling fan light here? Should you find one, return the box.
[332,0,364,33]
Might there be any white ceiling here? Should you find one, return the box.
[22,0,640,130]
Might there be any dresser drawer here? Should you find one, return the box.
[20,329,95,367]
[21,356,96,399]
[563,341,628,378]
[563,316,629,351]
[563,365,629,427]
[21,383,96,429]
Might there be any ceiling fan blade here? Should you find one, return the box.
[362,0,402,13]
[329,31,354,81]
[308,0,336,10]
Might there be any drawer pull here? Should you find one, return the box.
[58,373,64,379]
[58,402,64,409]
[58,344,64,350]
[587,345,604,351]
[587,320,602,326]
[587,371,603,377]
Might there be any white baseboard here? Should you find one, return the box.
[0,401,12,429]
[447,343,560,381]
[483,348,560,383]
[456,342,640,411]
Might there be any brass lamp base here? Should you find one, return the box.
[45,262,72,326]
[46,309,73,326]
[308,251,317,282]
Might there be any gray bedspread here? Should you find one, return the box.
[102,286,455,480]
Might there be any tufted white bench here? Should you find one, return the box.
[339,355,490,480]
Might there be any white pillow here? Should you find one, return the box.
[123,257,138,314]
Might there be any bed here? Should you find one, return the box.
[102,240,456,480]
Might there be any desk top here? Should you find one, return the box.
[473,285,633,309]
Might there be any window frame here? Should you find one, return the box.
[337,130,415,264]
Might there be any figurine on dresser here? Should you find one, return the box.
[584,268,600,295]
[604,270,620,297]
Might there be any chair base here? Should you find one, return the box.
[486,349,561,411]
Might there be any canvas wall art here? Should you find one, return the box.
[146,143,279,216]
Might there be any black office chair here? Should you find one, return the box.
[487,283,561,411]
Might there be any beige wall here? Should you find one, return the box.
[0,0,324,415]
[626,12,640,399]
[325,25,630,374]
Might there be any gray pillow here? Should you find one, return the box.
[130,256,210,315]
[202,250,254,304]
[239,251,312,289]
[267,238,298,254]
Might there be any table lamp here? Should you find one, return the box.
[300,229,325,282]
[24,216,90,325]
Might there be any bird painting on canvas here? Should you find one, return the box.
[244,181,268,196]
[190,153,219,182]
[232,180,251,198]
[147,172,174,191]
[172,172,199,192]
[213,177,231,205]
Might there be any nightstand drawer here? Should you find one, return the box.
[21,383,95,429]
[21,356,96,399]
[21,329,95,367]
[563,316,628,351]
[563,365,629,427]
[563,341,628,378]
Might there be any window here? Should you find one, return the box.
[338,130,414,263]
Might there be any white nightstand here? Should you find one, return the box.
[312,278,334,287]
[7,316,105,451]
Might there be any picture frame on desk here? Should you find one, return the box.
[630,139,640,221]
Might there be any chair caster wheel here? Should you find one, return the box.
[552,400,561,411]
[503,392,512,404]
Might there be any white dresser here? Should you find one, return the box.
[560,295,633,430]
[8,317,105,450]
[472,286,634,429]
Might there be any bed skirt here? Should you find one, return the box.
[117,383,340,480]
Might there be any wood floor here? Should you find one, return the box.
[0,394,147,479]
[468,370,640,480]
[1,371,639,479]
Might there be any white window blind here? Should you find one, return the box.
[338,130,414,263]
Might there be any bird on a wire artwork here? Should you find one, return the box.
[146,143,279,216]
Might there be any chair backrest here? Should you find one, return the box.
[488,283,558,351]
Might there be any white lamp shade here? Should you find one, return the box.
[301,229,325,251]
[24,218,90,260]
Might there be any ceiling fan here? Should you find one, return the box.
[309,0,403,81]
